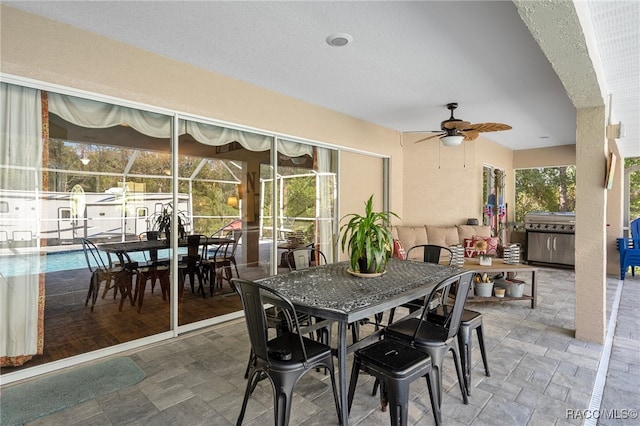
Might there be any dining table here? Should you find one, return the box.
[257,258,468,425]
[98,236,234,306]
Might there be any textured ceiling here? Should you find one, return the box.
[5,1,638,158]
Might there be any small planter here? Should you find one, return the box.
[494,288,506,298]
[475,281,494,297]
[505,282,525,297]
[494,280,525,297]
[478,255,493,266]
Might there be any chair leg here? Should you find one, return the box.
[457,325,472,396]
[271,374,296,426]
[476,324,490,378]
[237,369,261,426]
[385,379,411,426]
[450,347,469,404]
[347,357,361,414]
[244,350,256,379]
[425,372,442,426]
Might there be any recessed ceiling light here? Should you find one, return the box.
[326,33,353,47]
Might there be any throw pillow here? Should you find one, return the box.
[393,239,406,260]
[472,235,499,256]
[464,236,499,257]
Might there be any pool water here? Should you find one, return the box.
[0,248,178,277]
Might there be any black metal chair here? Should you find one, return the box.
[81,238,135,312]
[392,244,490,395]
[347,336,441,426]
[455,308,490,395]
[203,238,235,295]
[136,231,170,300]
[387,245,453,324]
[384,271,474,409]
[178,234,207,298]
[233,278,341,426]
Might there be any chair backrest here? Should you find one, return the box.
[187,234,207,258]
[286,247,327,271]
[631,218,640,239]
[230,229,242,255]
[232,278,309,363]
[413,271,474,341]
[406,244,453,265]
[81,238,109,273]
[211,239,234,259]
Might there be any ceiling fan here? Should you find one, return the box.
[413,103,512,146]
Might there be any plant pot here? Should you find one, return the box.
[494,287,506,298]
[494,280,525,297]
[478,255,493,266]
[475,281,494,297]
[505,282,524,297]
[358,257,385,274]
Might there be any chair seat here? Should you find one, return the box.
[386,318,450,346]
[428,306,482,326]
[266,333,333,370]
[348,339,441,426]
[460,309,482,326]
[358,339,432,379]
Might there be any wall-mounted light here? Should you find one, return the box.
[227,196,239,208]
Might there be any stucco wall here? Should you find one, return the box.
[401,133,516,226]
[514,145,576,168]
[0,6,404,221]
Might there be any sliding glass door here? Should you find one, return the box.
[0,81,340,376]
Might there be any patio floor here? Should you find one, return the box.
[9,267,640,425]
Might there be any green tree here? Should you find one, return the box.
[515,166,576,222]
[626,157,640,220]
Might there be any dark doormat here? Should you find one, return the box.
[1,357,146,425]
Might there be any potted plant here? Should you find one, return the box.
[152,203,186,243]
[340,195,399,274]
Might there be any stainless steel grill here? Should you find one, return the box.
[525,212,575,267]
[524,212,575,233]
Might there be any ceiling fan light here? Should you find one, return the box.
[440,135,464,146]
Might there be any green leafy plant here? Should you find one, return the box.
[152,203,186,240]
[340,195,399,273]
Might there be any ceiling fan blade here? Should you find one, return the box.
[460,130,479,141]
[443,120,471,130]
[414,132,445,143]
[463,122,512,133]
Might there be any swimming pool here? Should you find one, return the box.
[0,248,177,277]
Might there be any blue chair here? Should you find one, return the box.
[617,218,640,280]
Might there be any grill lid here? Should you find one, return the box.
[525,212,575,232]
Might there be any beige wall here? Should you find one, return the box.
[514,145,576,169]
[401,133,516,226]
[0,6,404,220]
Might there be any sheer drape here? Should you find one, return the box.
[315,147,336,263]
[0,83,44,366]
[48,93,312,157]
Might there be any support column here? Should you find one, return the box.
[575,106,607,343]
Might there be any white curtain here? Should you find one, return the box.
[315,147,336,263]
[0,83,43,364]
[48,92,171,138]
[48,92,313,157]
